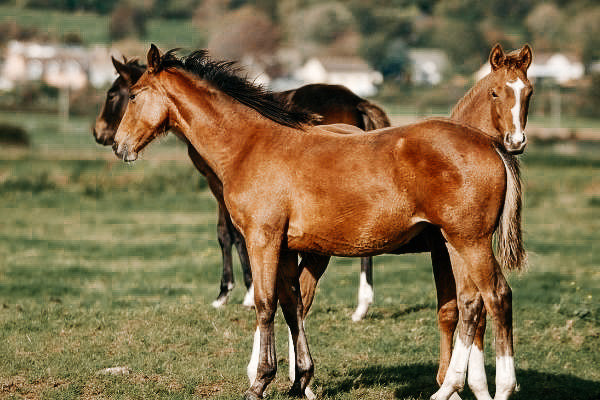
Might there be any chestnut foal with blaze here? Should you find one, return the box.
[114,46,527,400]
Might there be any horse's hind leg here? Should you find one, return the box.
[278,251,315,399]
[431,242,487,400]
[212,205,235,308]
[231,226,255,307]
[428,233,460,389]
[467,308,492,400]
[286,254,330,398]
[352,256,374,321]
[464,251,516,400]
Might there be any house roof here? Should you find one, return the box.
[310,57,374,73]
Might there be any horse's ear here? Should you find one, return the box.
[489,43,505,71]
[147,44,162,73]
[112,56,132,83]
[519,44,533,71]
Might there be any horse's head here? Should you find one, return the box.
[93,57,145,146]
[113,45,170,162]
[486,43,533,154]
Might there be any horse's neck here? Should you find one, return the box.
[165,78,285,183]
[451,80,495,134]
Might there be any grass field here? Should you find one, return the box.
[0,111,599,400]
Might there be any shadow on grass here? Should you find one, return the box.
[322,363,600,400]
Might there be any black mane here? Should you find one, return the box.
[157,49,317,129]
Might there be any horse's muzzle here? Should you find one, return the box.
[112,142,137,162]
[504,132,527,154]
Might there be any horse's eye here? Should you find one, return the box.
[491,90,499,99]
[129,93,136,101]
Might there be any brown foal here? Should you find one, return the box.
[113,46,527,400]
[94,58,390,311]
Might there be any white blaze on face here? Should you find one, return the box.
[506,78,526,144]
[247,327,261,385]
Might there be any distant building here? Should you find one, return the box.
[475,52,585,85]
[293,56,383,97]
[407,49,448,85]
[0,40,118,91]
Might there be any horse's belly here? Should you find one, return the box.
[287,217,426,257]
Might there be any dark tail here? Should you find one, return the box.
[495,146,527,271]
[357,101,391,131]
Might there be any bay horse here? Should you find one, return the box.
[113,45,527,400]
[93,58,390,311]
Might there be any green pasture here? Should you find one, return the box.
[0,111,598,399]
[0,5,205,49]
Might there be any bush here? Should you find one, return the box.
[0,123,30,146]
[109,3,147,41]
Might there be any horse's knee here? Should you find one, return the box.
[458,293,484,321]
[438,300,459,328]
[217,223,232,248]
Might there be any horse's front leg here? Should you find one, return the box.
[244,229,283,400]
[277,251,314,398]
[212,204,235,308]
[230,226,255,307]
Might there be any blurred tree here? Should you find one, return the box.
[207,6,280,61]
[157,0,203,19]
[569,7,600,66]
[300,2,357,45]
[109,2,150,41]
[193,0,230,34]
[430,16,487,74]
[433,0,485,22]
[525,3,564,52]
[25,0,119,13]
[361,34,409,80]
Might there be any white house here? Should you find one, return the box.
[0,40,117,91]
[475,52,584,84]
[293,56,383,97]
[407,49,448,85]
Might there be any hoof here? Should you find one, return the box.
[211,296,228,308]
[449,392,462,400]
[242,285,255,308]
[288,385,303,398]
[243,389,261,400]
[305,386,316,400]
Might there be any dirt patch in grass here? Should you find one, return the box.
[0,375,67,399]
[195,381,225,397]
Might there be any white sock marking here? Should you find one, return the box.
[467,345,493,400]
[352,270,373,322]
[246,327,260,385]
[242,283,255,307]
[506,78,526,144]
[288,327,295,382]
[495,355,517,400]
[431,337,471,400]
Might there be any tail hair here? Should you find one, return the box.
[495,146,527,271]
[357,101,391,131]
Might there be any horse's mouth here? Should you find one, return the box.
[504,132,527,154]
[113,142,138,162]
